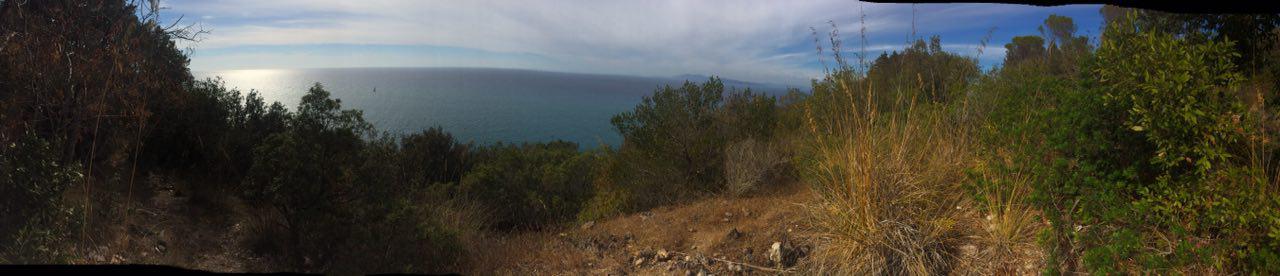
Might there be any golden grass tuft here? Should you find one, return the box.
[800,74,976,274]
[961,162,1046,274]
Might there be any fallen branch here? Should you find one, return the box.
[667,250,797,274]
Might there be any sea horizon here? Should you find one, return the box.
[194,67,797,148]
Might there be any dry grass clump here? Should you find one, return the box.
[724,138,790,196]
[800,77,976,274]
[960,161,1046,274]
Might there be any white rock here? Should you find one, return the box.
[656,249,670,261]
[769,242,783,263]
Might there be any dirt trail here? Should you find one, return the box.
[78,176,264,272]
[476,184,817,275]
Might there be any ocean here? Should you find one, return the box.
[194,67,792,148]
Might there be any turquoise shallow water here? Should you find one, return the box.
[195,67,790,147]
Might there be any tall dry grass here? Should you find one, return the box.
[963,161,1045,274]
[724,138,790,196]
[800,73,977,274]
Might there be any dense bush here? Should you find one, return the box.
[400,127,473,189]
[147,79,290,177]
[1003,36,1047,68]
[459,141,598,230]
[1096,21,1244,176]
[335,135,479,274]
[0,132,82,263]
[239,84,480,273]
[611,79,730,192]
[588,77,791,217]
[721,89,780,141]
[0,0,193,264]
[1022,13,1280,273]
[241,83,371,270]
[865,36,980,104]
[0,0,191,171]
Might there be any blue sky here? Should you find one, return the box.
[163,1,1103,87]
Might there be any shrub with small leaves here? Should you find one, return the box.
[0,132,82,263]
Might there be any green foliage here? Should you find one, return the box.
[459,141,598,230]
[337,196,464,274]
[0,132,82,263]
[598,77,788,216]
[1101,6,1280,75]
[0,1,197,263]
[1002,14,1091,75]
[400,127,473,189]
[1095,18,1244,176]
[1011,14,1280,273]
[240,84,482,273]
[721,89,780,141]
[611,78,729,191]
[241,83,374,270]
[576,181,632,223]
[146,78,291,193]
[866,36,980,104]
[1004,36,1046,68]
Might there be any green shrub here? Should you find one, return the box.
[866,36,980,104]
[146,78,291,204]
[576,183,632,223]
[604,77,786,207]
[611,78,730,192]
[459,141,598,230]
[400,127,473,189]
[576,146,637,222]
[1095,17,1244,177]
[1028,14,1280,273]
[0,132,82,263]
[335,188,474,274]
[721,89,779,141]
[242,83,372,271]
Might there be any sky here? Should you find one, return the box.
[163,1,1104,87]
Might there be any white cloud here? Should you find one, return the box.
[168,0,1080,85]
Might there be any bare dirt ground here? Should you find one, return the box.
[473,183,817,275]
[71,174,268,272]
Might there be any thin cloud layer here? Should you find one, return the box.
[166,0,1101,86]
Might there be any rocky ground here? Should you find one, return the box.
[474,183,815,275]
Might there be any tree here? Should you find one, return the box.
[1004,36,1047,67]
[1041,15,1091,75]
[243,83,371,270]
[611,78,728,190]
[866,36,980,104]
[1100,5,1280,74]
[720,89,779,142]
[400,127,473,189]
